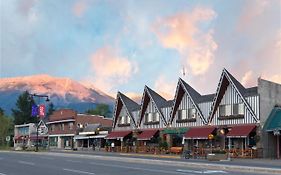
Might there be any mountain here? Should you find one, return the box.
[0,74,115,116]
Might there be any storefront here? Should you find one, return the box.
[264,107,281,159]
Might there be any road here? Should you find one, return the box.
[0,151,277,175]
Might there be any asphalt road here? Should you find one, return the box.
[0,152,276,175]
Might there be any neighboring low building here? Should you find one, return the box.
[74,114,113,150]
[14,123,48,149]
[47,109,113,150]
[47,109,76,149]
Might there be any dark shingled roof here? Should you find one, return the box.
[119,92,140,112]
[244,87,258,97]
[145,86,169,108]
[224,69,246,94]
[180,78,201,103]
[198,94,215,103]
[224,69,258,97]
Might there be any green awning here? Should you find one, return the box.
[162,128,189,134]
[264,107,281,132]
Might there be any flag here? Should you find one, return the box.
[39,104,46,117]
[32,105,38,117]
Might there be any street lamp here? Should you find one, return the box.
[29,93,50,152]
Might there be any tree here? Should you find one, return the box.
[12,91,38,125]
[0,108,13,147]
[86,104,112,118]
[47,102,55,117]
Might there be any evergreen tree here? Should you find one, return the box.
[12,91,38,125]
[47,102,55,117]
[86,104,112,118]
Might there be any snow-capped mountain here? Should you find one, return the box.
[0,74,115,115]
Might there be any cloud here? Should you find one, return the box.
[90,47,138,93]
[241,70,255,87]
[154,7,217,75]
[124,92,142,103]
[265,74,281,84]
[237,0,270,31]
[72,0,88,17]
[154,75,176,100]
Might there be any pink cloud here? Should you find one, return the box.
[237,0,270,31]
[154,75,176,100]
[90,47,138,93]
[154,7,217,75]
[72,0,88,17]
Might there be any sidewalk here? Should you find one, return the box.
[50,149,281,169]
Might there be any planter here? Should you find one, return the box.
[207,153,228,161]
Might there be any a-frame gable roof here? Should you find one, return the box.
[138,86,169,126]
[208,68,258,123]
[169,78,208,124]
[113,92,139,128]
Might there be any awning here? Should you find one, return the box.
[105,131,132,139]
[137,129,158,140]
[162,128,188,134]
[264,107,281,132]
[30,135,48,140]
[89,135,107,139]
[74,136,89,140]
[226,125,256,138]
[184,127,216,139]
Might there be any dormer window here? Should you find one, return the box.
[118,115,130,124]
[145,112,159,123]
[178,110,187,120]
[219,103,244,117]
[177,108,196,122]
[233,103,244,115]
[188,108,196,119]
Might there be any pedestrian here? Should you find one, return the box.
[92,143,95,151]
[111,142,115,152]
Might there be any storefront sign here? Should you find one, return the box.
[162,128,188,134]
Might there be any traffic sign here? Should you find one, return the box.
[6,136,10,142]
[37,120,48,135]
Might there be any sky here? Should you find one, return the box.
[1,0,281,99]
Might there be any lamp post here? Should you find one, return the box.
[29,93,50,152]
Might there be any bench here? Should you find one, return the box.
[170,147,183,154]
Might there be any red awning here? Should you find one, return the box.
[30,135,48,140]
[226,125,256,138]
[105,131,132,139]
[137,129,159,140]
[184,127,216,139]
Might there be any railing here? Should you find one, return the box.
[104,146,262,158]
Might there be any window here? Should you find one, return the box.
[225,105,231,116]
[188,108,196,119]
[121,116,125,124]
[153,113,160,122]
[219,105,226,116]
[61,124,64,130]
[69,123,73,130]
[233,104,239,115]
[220,105,232,116]
[145,112,159,122]
[178,110,187,120]
[51,125,55,131]
[233,103,244,115]
[238,103,244,115]
[148,113,153,122]
[127,116,131,124]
